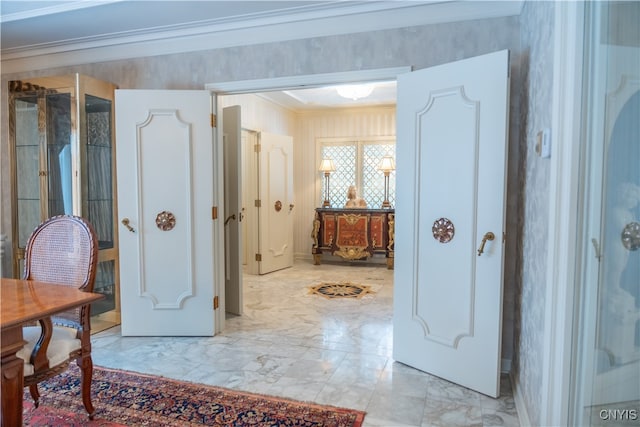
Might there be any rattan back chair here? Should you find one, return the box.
[17,214,99,419]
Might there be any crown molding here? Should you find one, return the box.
[0,0,123,22]
[1,1,523,75]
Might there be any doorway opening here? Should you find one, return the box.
[211,52,512,398]
[209,67,406,326]
[221,81,399,278]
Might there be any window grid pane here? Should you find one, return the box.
[363,144,395,208]
[320,141,395,209]
[321,145,356,207]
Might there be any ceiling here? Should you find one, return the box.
[0,1,333,51]
[248,80,397,110]
[0,1,523,110]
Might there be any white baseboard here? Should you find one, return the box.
[511,371,532,427]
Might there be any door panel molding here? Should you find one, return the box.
[258,131,294,274]
[136,110,195,309]
[412,85,481,349]
[116,89,215,336]
[394,50,509,397]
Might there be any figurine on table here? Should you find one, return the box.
[344,185,367,208]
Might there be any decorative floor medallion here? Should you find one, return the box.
[309,281,375,299]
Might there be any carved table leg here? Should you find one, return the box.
[386,256,394,270]
[313,254,322,265]
[2,325,25,427]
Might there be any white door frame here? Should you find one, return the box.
[206,67,411,94]
[530,2,585,427]
[203,15,587,421]
[206,67,409,332]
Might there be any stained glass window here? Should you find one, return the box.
[319,140,395,208]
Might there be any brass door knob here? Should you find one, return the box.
[477,232,495,256]
[224,214,236,225]
[121,218,135,233]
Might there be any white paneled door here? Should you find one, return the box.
[258,131,294,275]
[115,90,216,336]
[393,50,510,397]
[223,105,243,315]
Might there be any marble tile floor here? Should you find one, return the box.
[92,259,519,427]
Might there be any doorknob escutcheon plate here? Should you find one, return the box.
[156,211,176,231]
[432,218,455,243]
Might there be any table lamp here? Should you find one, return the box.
[378,155,395,208]
[319,158,336,207]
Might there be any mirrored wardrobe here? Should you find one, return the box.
[8,74,120,332]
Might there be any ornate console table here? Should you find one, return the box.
[311,208,394,269]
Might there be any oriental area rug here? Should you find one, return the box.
[308,282,375,299]
[22,365,365,427]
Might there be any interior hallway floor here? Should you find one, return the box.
[92,259,519,427]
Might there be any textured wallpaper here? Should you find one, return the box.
[514,1,555,425]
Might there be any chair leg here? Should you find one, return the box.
[78,356,96,419]
[29,384,41,407]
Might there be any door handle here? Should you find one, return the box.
[121,218,135,233]
[477,232,495,256]
[591,238,602,261]
[224,214,236,225]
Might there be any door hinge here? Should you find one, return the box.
[254,199,261,208]
[254,144,261,152]
[38,170,48,176]
[255,253,262,262]
[213,296,219,310]
[210,113,217,128]
[212,206,218,220]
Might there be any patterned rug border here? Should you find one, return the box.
[101,365,366,412]
[23,364,366,427]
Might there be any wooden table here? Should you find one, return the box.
[1,278,104,427]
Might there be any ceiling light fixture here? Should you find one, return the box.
[335,84,374,100]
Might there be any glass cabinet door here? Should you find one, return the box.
[9,74,120,332]
[85,93,118,321]
[13,94,41,263]
[12,89,75,271]
[45,92,74,218]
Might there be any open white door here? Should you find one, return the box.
[223,105,243,315]
[393,50,510,397]
[257,131,294,274]
[115,90,216,336]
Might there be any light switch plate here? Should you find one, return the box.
[541,128,551,158]
[536,128,551,158]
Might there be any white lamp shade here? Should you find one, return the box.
[378,155,396,172]
[319,158,336,172]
